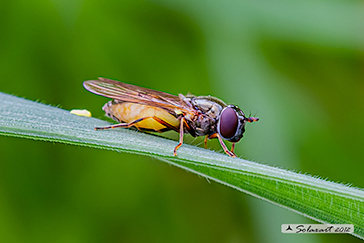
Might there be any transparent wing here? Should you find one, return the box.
[83,77,193,114]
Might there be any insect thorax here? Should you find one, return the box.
[184,96,226,136]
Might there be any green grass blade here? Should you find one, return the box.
[1,91,363,239]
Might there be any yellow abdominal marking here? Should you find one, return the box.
[109,103,180,131]
[174,109,183,115]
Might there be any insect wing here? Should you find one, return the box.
[83,78,192,114]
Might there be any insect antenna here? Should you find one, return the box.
[246,110,259,123]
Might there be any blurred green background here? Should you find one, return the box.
[1,0,363,242]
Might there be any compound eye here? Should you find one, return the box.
[219,107,238,139]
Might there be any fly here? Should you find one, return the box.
[83,77,259,157]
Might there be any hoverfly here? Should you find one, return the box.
[83,78,259,157]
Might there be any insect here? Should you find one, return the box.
[83,77,259,157]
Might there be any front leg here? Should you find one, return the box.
[207,133,236,157]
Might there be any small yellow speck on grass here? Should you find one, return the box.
[70,109,92,117]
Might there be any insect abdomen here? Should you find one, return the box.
[103,102,180,131]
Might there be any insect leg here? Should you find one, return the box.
[204,135,209,149]
[204,132,220,149]
[208,133,236,157]
[95,117,154,130]
[204,133,216,149]
[231,143,236,154]
[173,117,186,156]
